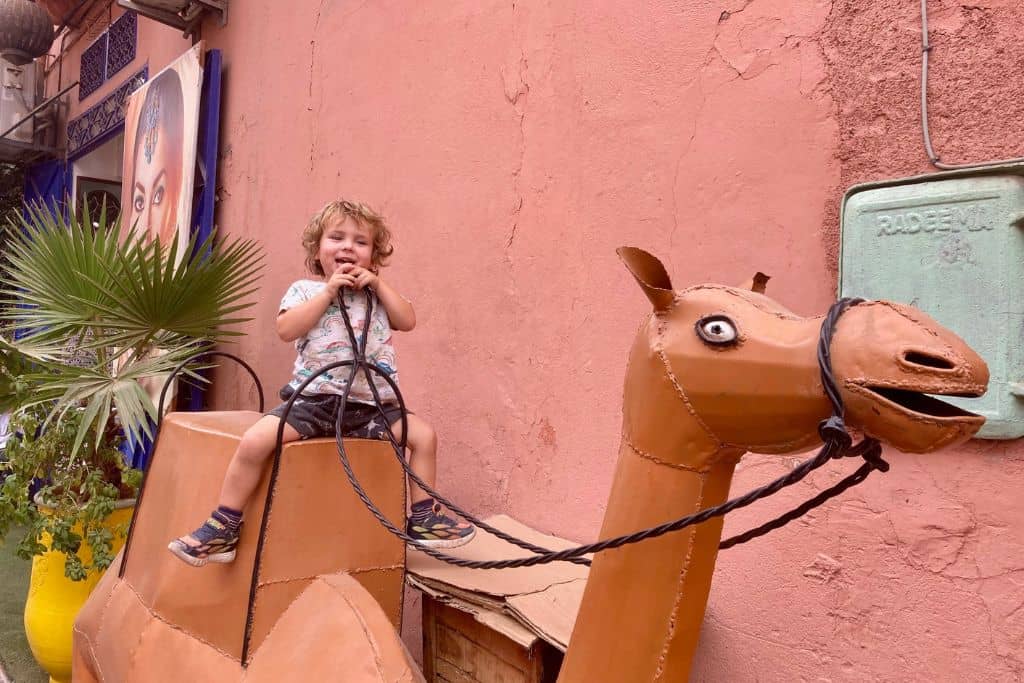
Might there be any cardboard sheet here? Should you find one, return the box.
[406,514,589,652]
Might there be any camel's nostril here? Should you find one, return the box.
[903,351,955,370]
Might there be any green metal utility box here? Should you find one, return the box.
[839,170,1024,439]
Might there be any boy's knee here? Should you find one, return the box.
[240,425,267,447]
[393,415,435,448]
[414,420,437,448]
[236,442,270,467]
[237,425,277,463]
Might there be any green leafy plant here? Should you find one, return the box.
[0,404,139,580]
[0,202,263,578]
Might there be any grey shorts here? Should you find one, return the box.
[267,386,407,440]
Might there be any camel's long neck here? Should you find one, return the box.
[559,325,742,682]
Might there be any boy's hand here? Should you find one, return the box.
[324,267,357,297]
[339,264,379,290]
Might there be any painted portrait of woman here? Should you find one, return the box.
[126,68,184,245]
[121,44,203,265]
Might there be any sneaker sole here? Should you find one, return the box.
[167,541,237,567]
[410,527,476,549]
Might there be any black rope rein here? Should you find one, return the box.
[329,290,592,566]
[321,292,890,570]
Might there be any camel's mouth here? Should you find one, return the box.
[861,384,984,420]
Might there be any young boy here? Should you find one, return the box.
[168,199,475,566]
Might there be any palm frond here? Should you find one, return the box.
[1,203,264,455]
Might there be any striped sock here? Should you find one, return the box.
[212,505,243,532]
[410,498,435,525]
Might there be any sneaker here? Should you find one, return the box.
[167,516,240,567]
[406,504,476,549]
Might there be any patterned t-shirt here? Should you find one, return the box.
[280,280,398,404]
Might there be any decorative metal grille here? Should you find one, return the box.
[68,67,148,157]
[78,33,108,101]
[106,11,137,79]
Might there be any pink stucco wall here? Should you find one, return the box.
[700,2,1024,680]
[64,0,1021,678]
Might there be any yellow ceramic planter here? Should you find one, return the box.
[23,499,135,683]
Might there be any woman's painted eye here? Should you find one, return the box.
[133,194,145,212]
[696,316,738,346]
[153,186,164,206]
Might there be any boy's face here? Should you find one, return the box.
[317,217,374,275]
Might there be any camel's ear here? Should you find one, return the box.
[738,272,770,294]
[617,246,674,311]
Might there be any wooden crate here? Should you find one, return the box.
[422,596,563,683]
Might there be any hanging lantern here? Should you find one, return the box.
[0,0,55,66]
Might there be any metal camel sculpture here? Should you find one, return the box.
[73,247,987,681]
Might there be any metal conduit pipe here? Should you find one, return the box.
[920,0,1024,170]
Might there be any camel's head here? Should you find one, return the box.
[619,247,987,459]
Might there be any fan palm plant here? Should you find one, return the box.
[0,203,263,578]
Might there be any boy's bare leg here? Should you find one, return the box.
[173,415,301,551]
[387,413,436,503]
[389,413,474,548]
[218,415,302,510]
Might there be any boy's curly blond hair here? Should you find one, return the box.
[301,199,394,276]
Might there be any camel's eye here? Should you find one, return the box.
[696,315,738,346]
